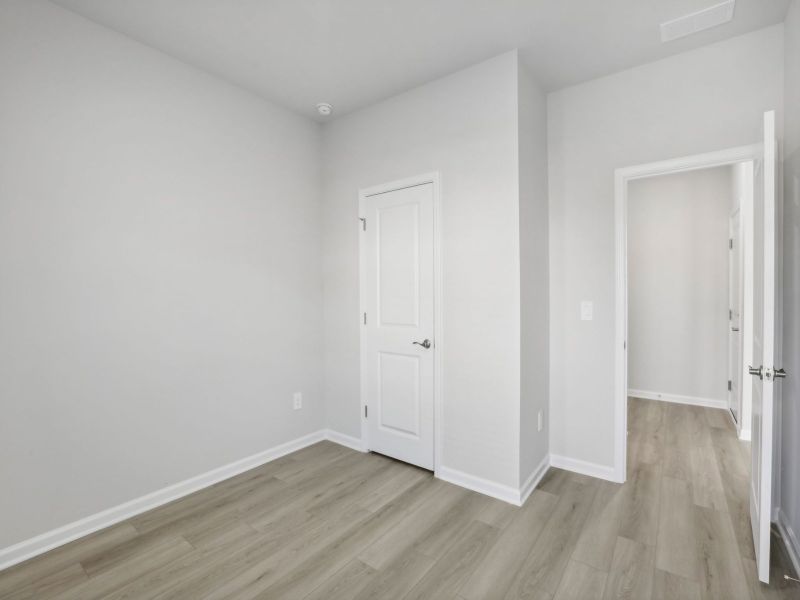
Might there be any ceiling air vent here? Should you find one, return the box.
[660,0,736,43]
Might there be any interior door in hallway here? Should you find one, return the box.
[362,181,435,470]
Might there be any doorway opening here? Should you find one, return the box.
[614,111,782,585]
[624,160,754,438]
[614,143,761,481]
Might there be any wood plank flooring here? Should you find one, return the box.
[1,398,798,599]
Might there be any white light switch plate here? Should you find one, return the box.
[293,392,302,410]
[581,301,593,321]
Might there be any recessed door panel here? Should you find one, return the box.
[377,203,419,327]
[378,352,420,437]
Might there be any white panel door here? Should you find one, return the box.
[363,182,434,470]
[729,209,742,424]
[749,110,781,583]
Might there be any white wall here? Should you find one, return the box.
[547,26,784,469]
[627,167,732,404]
[321,52,523,489]
[518,63,550,484]
[0,0,323,549]
[780,0,800,568]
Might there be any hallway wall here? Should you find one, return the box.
[627,166,733,405]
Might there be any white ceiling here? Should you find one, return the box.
[51,0,790,121]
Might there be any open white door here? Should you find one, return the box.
[361,181,435,470]
[748,110,784,583]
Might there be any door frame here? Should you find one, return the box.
[728,206,744,430]
[358,172,444,473]
[613,144,761,483]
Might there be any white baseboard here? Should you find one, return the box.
[777,509,800,579]
[325,427,550,507]
[628,389,727,410]
[550,454,619,483]
[324,429,365,452]
[0,429,337,572]
[436,466,523,506]
[519,454,550,506]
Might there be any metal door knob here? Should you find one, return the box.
[749,365,763,379]
[412,339,431,349]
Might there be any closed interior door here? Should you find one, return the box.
[729,209,742,423]
[362,182,435,470]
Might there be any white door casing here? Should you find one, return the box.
[749,110,780,584]
[360,177,437,470]
[729,208,743,424]
[614,143,762,485]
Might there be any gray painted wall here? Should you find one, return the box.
[0,0,323,548]
[518,62,550,485]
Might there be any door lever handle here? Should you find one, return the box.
[731,327,740,332]
[748,365,763,380]
[412,339,431,349]
[774,368,787,379]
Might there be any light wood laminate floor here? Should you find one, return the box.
[1,398,798,599]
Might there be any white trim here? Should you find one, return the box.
[550,454,620,483]
[777,509,800,579]
[614,144,762,485]
[740,160,755,445]
[436,466,522,506]
[358,172,443,472]
[0,429,331,572]
[324,429,366,452]
[728,204,745,437]
[519,454,550,506]
[628,389,727,410]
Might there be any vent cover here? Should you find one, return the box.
[660,1,736,42]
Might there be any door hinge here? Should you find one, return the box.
[729,309,733,320]
[729,238,733,249]
[728,380,732,391]
[359,217,366,231]
[363,312,367,325]
[364,405,368,418]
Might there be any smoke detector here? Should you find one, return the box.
[316,103,333,117]
[660,0,736,43]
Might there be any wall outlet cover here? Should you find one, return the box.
[581,301,593,321]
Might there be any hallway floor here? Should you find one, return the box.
[622,397,798,600]
[0,398,797,599]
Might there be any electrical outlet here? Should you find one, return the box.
[580,300,593,321]
[293,392,302,410]
[537,409,543,432]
